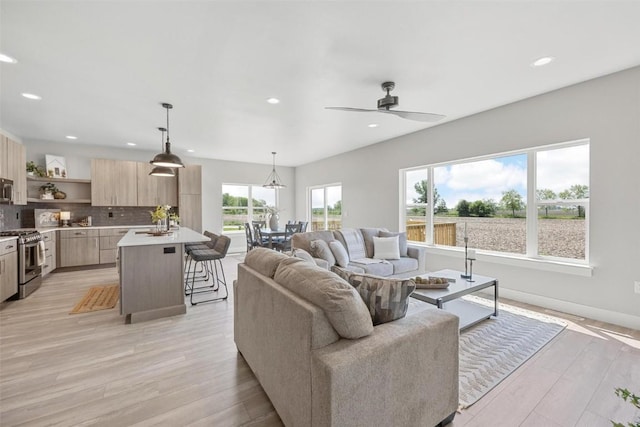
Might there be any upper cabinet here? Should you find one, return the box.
[136,163,178,207]
[0,132,27,205]
[91,159,138,206]
[178,165,202,232]
[179,164,202,195]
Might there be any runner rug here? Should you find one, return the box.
[458,297,566,408]
[69,284,120,314]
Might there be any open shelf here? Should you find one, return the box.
[27,176,91,184]
[27,197,92,204]
[27,176,92,204]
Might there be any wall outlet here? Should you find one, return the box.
[635,281,640,294]
[108,212,113,218]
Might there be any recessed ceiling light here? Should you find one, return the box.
[531,56,555,67]
[126,142,136,146]
[65,135,77,140]
[187,149,195,153]
[266,98,280,104]
[22,93,42,100]
[368,123,379,128]
[0,53,17,64]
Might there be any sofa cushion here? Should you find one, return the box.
[244,247,289,278]
[373,235,400,260]
[359,228,382,258]
[350,260,394,277]
[378,231,408,257]
[274,257,374,339]
[337,270,417,326]
[335,228,367,260]
[329,241,349,268]
[388,257,419,275]
[291,230,335,254]
[310,239,336,266]
[293,248,315,264]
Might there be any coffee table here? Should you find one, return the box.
[410,268,498,330]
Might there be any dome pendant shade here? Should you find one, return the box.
[263,151,286,189]
[149,126,177,176]
[150,103,185,169]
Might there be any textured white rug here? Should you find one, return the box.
[458,297,566,408]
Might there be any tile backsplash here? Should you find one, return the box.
[0,204,177,230]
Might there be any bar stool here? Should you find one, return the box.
[184,231,218,285]
[184,235,230,305]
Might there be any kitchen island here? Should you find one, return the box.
[118,227,208,324]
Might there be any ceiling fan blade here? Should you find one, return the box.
[325,107,379,113]
[380,110,446,123]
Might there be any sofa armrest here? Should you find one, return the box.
[407,244,427,273]
[311,309,459,427]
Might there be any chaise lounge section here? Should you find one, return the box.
[234,248,459,427]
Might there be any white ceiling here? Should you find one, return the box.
[1,1,640,167]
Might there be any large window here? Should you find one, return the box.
[309,184,342,231]
[222,184,276,232]
[401,140,589,262]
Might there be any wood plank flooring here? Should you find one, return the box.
[1,255,639,426]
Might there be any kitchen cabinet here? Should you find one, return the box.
[41,231,57,277]
[91,159,138,206]
[136,163,178,207]
[178,165,202,232]
[0,240,18,302]
[0,132,27,205]
[99,228,130,264]
[58,229,100,267]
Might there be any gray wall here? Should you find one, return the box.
[295,66,640,328]
[22,141,296,252]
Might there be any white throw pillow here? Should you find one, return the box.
[329,241,350,268]
[373,235,400,260]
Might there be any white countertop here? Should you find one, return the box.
[118,227,208,247]
[36,225,151,233]
[0,236,18,244]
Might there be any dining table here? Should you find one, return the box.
[259,228,287,249]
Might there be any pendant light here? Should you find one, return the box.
[263,151,286,189]
[150,103,185,168]
[149,127,175,177]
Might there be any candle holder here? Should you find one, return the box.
[460,237,471,279]
[467,258,475,282]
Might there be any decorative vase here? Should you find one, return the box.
[54,191,66,199]
[269,213,280,231]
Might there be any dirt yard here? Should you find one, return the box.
[435,217,586,259]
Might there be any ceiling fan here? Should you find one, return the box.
[325,81,445,123]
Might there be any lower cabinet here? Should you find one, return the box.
[42,231,57,277]
[58,229,100,267]
[99,228,130,264]
[0,241,18,302]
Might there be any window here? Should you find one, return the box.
[222,184,276,233]
[401,140,589,262]
[309,184,342,231]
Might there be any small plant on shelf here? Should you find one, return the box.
[26,161,46,177]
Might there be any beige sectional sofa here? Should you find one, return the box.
[234,248,459,427]
[291,227,427,277]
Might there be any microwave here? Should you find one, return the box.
[0,178,14,204]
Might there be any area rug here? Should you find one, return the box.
[69,284,120,314]
[458,296,566,408]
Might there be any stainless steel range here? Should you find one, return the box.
[0,229,44,299]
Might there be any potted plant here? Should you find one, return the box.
[26,161,38,176]
[265,206,284,231]
[39,183,57,200]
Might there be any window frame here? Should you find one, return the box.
[307,183,342,231]
[221,183,278,234]
[400,139,590,265]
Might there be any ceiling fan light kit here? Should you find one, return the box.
[263,151,286,189]
[150,103,185,169]
[325,81,446,123]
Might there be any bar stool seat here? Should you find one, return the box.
[184,235,230,305]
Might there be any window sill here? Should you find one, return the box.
[413,244,593,277]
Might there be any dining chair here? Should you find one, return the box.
[245,223,258,252]
[298,221,309,233]
[274,223,300,253]
[253,223,267,247]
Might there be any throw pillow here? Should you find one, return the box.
[329,241,349,268]
[274,257,374,339]
[378,231,408,257]
[310,239,336,266]
[244,247,289,278]
[348,273,416,325]
[373,235,400,260]
[293,248,315,264]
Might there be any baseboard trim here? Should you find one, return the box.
[499,288,640,330]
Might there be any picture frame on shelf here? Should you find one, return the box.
[45,155,68,178]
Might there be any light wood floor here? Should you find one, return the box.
[1,255,639,426]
